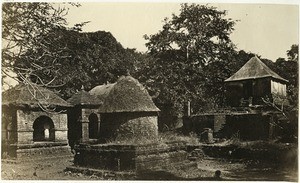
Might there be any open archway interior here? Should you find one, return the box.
[33,116,55,142]
[89,113,99,139]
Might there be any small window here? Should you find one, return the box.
[33,116,55,141]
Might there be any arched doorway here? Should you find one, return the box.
[89,113,99,139]
[33,116,55,141]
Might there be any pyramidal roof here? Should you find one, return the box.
[2,84,71,107]
[99,76,160,113]
[225,56,288,83]
[67,89,103,106]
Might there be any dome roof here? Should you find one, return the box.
[99,76,160,113]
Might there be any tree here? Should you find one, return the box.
[3,2,138,100]
[140,3,237,120]
[15,28,138,99]
[287,44,298,62]
[2,3,75,87]
[145,4,236,64]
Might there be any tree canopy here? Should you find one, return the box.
[15,28,139,98]
[139,3,238,117]
[3,2,140,99]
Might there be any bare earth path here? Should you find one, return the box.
[1,156,298,181]
[1,157,102,180]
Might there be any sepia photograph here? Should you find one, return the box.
[1,0,299,181]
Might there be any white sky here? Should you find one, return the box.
[65,2,299,61]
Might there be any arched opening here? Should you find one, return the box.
[33,116,55,142]
[89,113,99,139]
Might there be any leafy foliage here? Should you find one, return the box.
[16,29,138,98]
[287,44,298,62]
[140,3,238,116]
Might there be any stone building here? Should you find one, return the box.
[71,76,189,173]
[183,56,290,141]
[2,84,72,159]
[225,56,289,107]
[97,76,160,141]
[67,88,103,147]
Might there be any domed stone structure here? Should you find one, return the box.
[71,77,188,174]
[97,76,160,141]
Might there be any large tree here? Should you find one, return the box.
[140,3,237,119]
[14,28,138,98]
[3,2,139,100]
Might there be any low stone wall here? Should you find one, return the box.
[201,144,297,169]
[2,142,71,160]
[183,113,270,140]
[73,141,188,172]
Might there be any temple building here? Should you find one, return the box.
[183,56,290,141]
[2,84,72,159]
[225,56,288,107]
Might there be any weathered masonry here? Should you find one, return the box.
[69,76,189,174]
[97,76,160,141]
[2,84,72,160]
[67,88,103,148]
[224,56,288,107]
[183,56,290,141]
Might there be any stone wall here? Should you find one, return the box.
[16,109,68,144]
[67,108,82,148]
[183,113,271,140]
[73,141,187,171]
[2,107,18,144]
[81,108,101,141]
[68,107,101,147]
[183,115,214,135]
[16,145,71,160]
[3,141,71,159]
[100,112,158,141]
[221,114,270,140]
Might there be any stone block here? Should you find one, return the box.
[73,141,188,172]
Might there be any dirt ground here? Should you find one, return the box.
[1,156,102,180]
[1,155,297,181]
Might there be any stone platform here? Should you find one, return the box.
[71,141,188,172]
[2,142,72,163]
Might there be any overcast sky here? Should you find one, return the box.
[65,2,299,61]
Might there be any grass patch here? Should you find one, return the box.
[106,131,200,146]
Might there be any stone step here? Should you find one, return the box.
[65,165,136,180]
